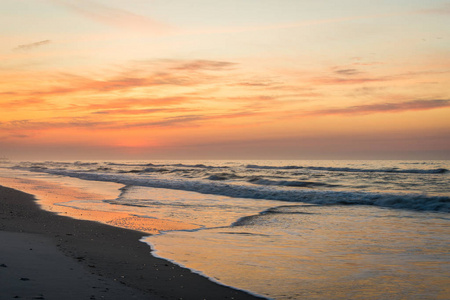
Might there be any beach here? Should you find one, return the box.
[0,185,261,299]
[1,160,449,299]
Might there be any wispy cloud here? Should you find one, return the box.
[172,60,238,72]
[234,82,276,87]
[230,77,283,88]
[1,107,269,131]
[307,67,394,85]
[334,68,362,76]
[311,76,386,85]
[117,110,268,129]
[91,107,196,116]
[7,133,30,139]
[133,115,206,128]
[1,98,47,109]
[82,96,195,112]
[8,59,238,98]
[1,117,112,131]
[0,114,200,131]
[13,40,51,51]
[49,0,172,34]
[309,99,450,116]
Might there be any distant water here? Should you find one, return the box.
[1,160,449,299]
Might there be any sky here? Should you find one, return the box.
[1,0,449,160]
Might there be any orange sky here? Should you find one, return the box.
[1,0,449,159]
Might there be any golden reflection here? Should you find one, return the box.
[0,176,198,234]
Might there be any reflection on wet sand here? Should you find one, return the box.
[0,176,199,234]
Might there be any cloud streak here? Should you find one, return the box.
[0,98,47,109]
[15,59,237,98]
[82,97,196,114]
[0,106,270,132]
[334,69,362,76]
[14,40,51,51]
[309,99,450,116]
[312,76,386,85]
[172,60,238,72]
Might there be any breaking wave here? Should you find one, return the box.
[245,164,448,174]
[13,167,450,213]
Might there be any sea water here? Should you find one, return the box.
[1,160,449,299]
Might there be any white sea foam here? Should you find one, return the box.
[11,165,450,212]
[245,164,449,174]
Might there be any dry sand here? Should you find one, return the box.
[0,185,262,299]
[0,231,150,300]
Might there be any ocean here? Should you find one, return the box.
[1,160,449,299]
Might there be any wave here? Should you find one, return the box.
[207,172,242,181]
[104,162,226,169]
[171,163,225,169]
[18,161,447,175]
[119,167,170,173]
[15,167,450,213]
[247,178,338,188]
[245,164,448,174]
[106,162,156,167]
[74,161,98,166]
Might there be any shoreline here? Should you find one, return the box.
[0,185,263,299]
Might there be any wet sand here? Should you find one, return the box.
[0,185,262,299]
